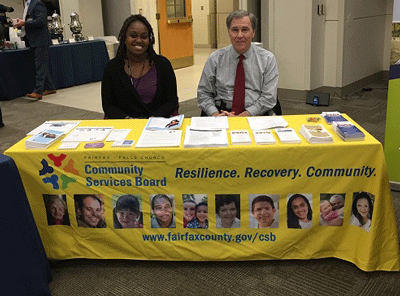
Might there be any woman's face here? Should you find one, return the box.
[291,197,309,222]
[196,205,208,223]
[356,198,370,219]
[116,209,138,228]
[183,201,196,221]
[153,197,173,226]
[50,199,65,221]
[219,202,237,225]
[125,21,150,57]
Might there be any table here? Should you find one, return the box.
[4,115,400,271]
[0,40,109,100]
[0,154,52,295]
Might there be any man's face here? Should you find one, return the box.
[82,196,102,227]
[253,201,276,227]
[228,16,255,54]
[330,195,344,210]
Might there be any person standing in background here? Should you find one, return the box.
[15,0,56,100]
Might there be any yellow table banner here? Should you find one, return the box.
[5,115,399,271]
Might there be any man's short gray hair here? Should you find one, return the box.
[226,10,257,30]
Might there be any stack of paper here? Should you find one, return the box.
[332,121,365,141]
[247,116,288,130]
[275,128,301,144]
[144,115,184,130]
[190,116,229,130]
[26,129,64,149]
[299,124,333,144]
[27,120,81,136]
[184,126,228,148]
[252,130,276,145]
[321,111,347,124]
[230,130,252,145]
[135,129,182,148]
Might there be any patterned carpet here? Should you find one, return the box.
[2,79,400,295]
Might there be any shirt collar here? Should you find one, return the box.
[229,44,253,60]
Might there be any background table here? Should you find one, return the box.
[0,154,52,295]
[0,40,109,100]
[4,115,400,271]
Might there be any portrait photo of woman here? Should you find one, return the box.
[150,194,176,228]
[350,191,374,232]
[287,193,313,229]
[113,194,143,229]
[215,194,240,228]
[43,194,70,226]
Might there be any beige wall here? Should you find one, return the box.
[192,0,210,47]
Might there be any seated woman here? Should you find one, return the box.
[102,14,179,119]
[287,194,313,229]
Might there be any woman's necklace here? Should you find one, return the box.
[127,56,148,88]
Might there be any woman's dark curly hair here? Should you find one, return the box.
[117,14,156,61]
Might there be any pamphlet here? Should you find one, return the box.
[25,129,64,149]
[135,129,182,148]
[112,140,135,147]
[190,116,229,130]
[299,124,333,144]
[252,130,276,145]
[58,142,80,150]
[84,142,105,148]
[62,127,113,142]
[332,121,365,141]
[27,120,81,136]
[321,111,347,124]
[230,130,252,145]
[247,116,288,130]
[275,128,301,144]
[184,126,228,148]
[144,115,184,130]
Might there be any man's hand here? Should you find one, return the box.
[15,18,25,28]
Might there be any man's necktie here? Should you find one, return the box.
[231,54,245,115]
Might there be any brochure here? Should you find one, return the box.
[247,116,288,130]
[275,128,302,144]
[299,124,333,144]
[252,130,277,145]
[27,120,81,136]
[106,129,131,141]
[184,126,228,148]
[58,142,80,150]
[189,116,229,130]
[230,130,252,145]
[135,129,182,148]
[332,121,365,141]
[144,115,184,130]
[321,111,347,124]
[25,129,64,149]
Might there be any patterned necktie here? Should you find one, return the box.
[231,54,245,115]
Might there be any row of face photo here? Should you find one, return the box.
[43,192,374,232]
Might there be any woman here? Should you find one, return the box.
[215,194,240,228]
[44,195,70,225]
[187,201,208,229]
[113,195,143,229]
[350,192,373,232]
[151,194,176,228]
[287,194,313,229]
[102,14,179,119]
[182,199,196,228]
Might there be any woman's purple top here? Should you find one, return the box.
[131,64,157,105]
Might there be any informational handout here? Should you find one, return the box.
[135,130,182,148]
[189,116,229,130]
[62,127,113,142]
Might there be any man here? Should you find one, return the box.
[197,10,278,117]
[251,195,278,228]
[75,195,106,228]
[330,194,345,216]
[15,0,56,100]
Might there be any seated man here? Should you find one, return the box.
[197,10,278,117]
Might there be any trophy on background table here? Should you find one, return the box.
[49,11,64,42]
[69,12,84,42]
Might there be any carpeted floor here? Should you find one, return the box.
[1,79,400,295]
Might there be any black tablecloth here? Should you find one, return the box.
[0,39,109,100]
[0,154,52,295]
